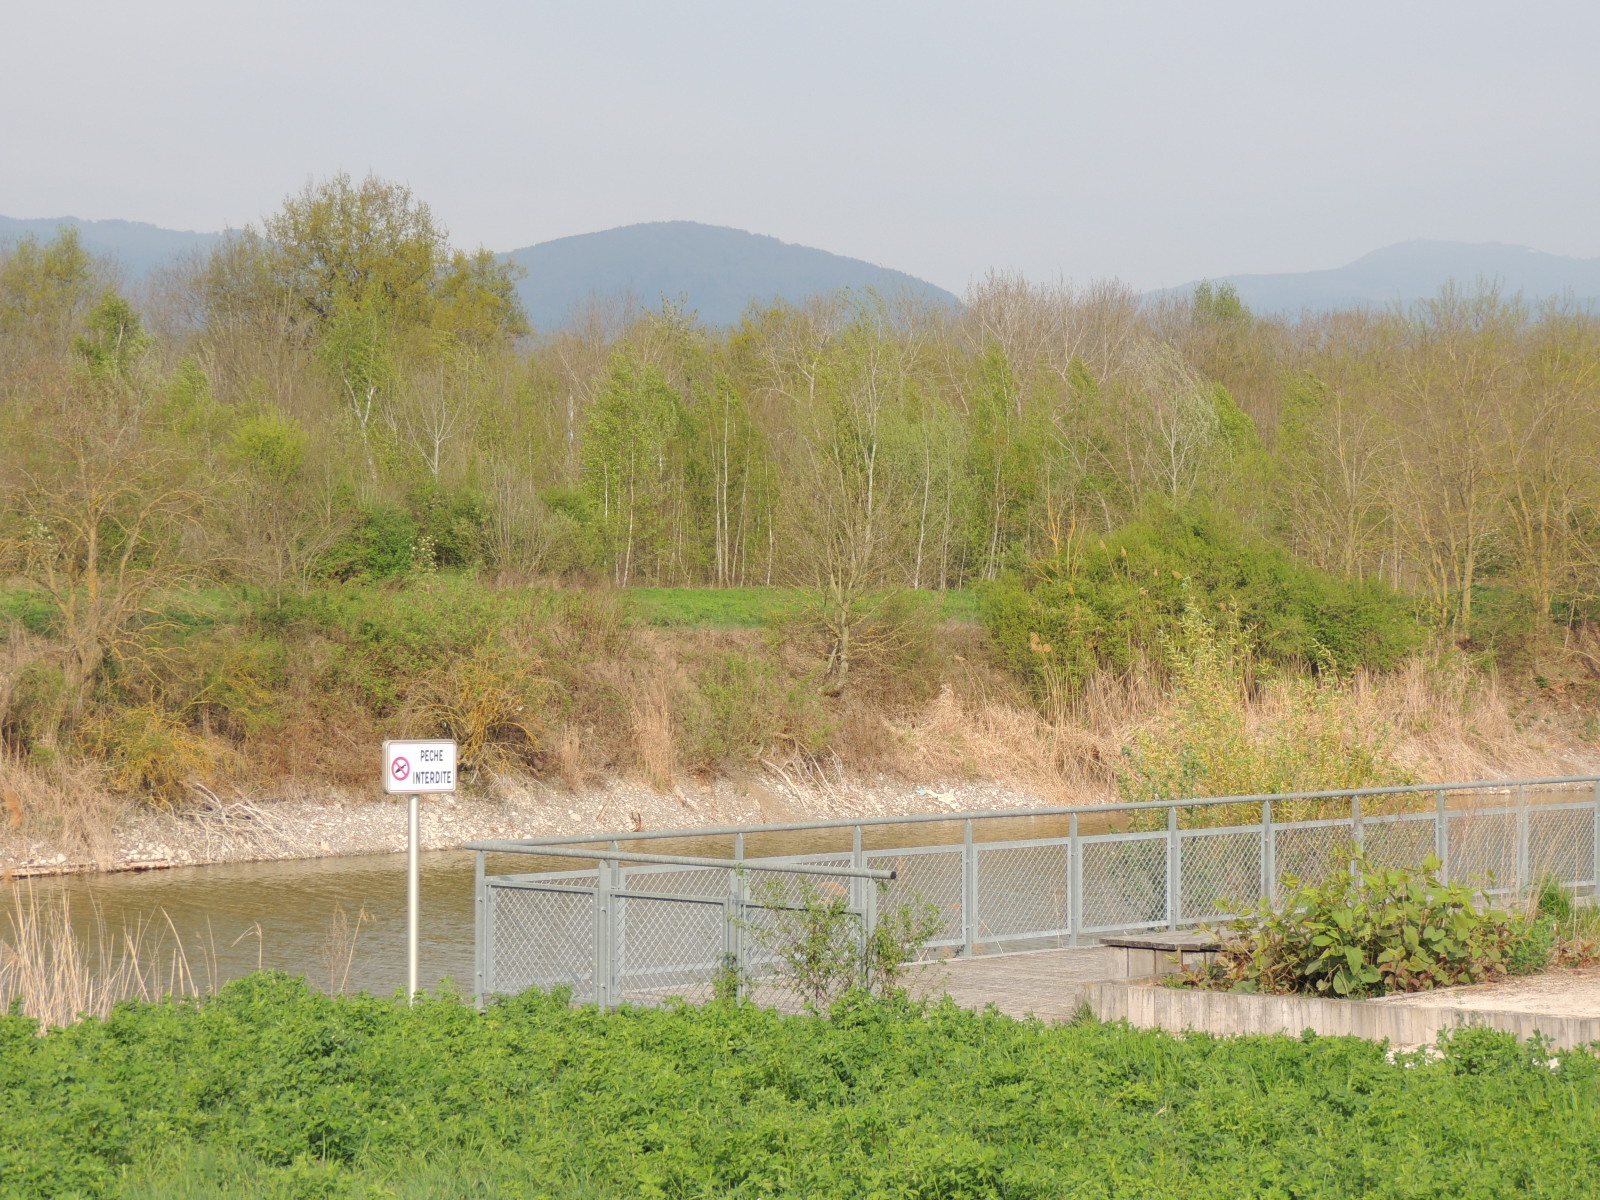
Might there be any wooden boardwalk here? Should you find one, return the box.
[905,946,1124,1022]
[628,936,1215,1018]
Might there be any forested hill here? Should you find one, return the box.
[498,222,958,328]
[0,214,957,328]
[1154,240,1600,315]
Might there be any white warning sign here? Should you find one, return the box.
[382,739,458,794]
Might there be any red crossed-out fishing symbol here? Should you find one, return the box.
[391,756,411,783]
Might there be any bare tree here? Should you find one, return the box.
[1,394,201,740]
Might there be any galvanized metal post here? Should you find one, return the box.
[1516,784,1530,894]
[1068,813,1081,947]
[1166,805,1179,931]
[962,818,976,956]
[1592,781,1600,897]
[595,856,615,1010]
[852,825,868,965]
[1350,795,1363,880]
[473,849,486,1010]
[1260,798,1274,908]
[407,793,419,1005]
[729,838,745,998]
[731,832,746,997]
[609,841,622,1005]
[1436,790,1449,883]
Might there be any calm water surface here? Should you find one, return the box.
[4,786,1583,996]
[2,816,1076,996]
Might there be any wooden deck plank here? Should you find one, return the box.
[906,947,1124,1022]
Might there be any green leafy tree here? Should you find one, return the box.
[966,344,1041,580]
[262,172,526,341]
[73,292,150,382]
[580,352,682,584]
[0,228,96,351]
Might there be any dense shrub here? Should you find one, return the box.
[983,506,1421,699]
[680,651,830,771]
[1117,608,1413,811]
[2,975,1599,1198]
[254,580,533,715]
[316,504,420,580]
[1194,854,1521,996]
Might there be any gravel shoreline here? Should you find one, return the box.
[0,773,1085,878]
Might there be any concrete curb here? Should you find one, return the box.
[1073,980,1600,1050]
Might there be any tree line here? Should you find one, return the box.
[4,174,1599,680]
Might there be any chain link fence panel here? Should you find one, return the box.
[486,885,594,1001]
[1528,806,1595,890]
[1081,835,1167,931]
[866,848,964,950]
[974,841,1069,945]
[1361,814,1438,873]
[1450,809,1519,891]
[615,895,726,1005]
[1272,822,1350,900]
[1178,829,1261,922]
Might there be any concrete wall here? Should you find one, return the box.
[1102,947,1216,979]
[1075,980,1600,1050]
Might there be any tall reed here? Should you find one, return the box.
[0,886,200,1029]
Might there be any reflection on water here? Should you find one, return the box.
[3,786,1586,998]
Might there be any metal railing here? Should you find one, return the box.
[469,775,1600,1008]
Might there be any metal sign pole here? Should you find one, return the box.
[382,739,455,1007]
[408,792,420,1004]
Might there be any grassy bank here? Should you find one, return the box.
[2,566,1596,869]
[1,975,1596,1198]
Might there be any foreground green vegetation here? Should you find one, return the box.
[2,975,1598,1199]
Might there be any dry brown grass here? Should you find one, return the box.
[550,724,589,791]
[884,649,1596,803]
[629,677,679,791]
[0,885,201,1029]
[319,901,371,995]
[1348,652,1596,781]
[0,753,124,866]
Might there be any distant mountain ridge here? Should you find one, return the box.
[499,221,958,328]
[0,215,226,278]
[8,217,1596,322]
[0,215,957,328]
[1153,240,1600,314]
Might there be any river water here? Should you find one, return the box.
[2,815,1075,997]
[4,786,1588,998]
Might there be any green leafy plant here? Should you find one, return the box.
[6,972,1600,1198]
[741,876,942,1010]
[1194,853,1517,996]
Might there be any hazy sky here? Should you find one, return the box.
[4,1,1597,292]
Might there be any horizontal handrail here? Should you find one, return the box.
[468,841,896,880]
[468,775,1600,851]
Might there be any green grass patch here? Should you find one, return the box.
[0,588,59,637]
[629,586,980,628]
[2,973,1597,1198]
[628,586,797,627]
